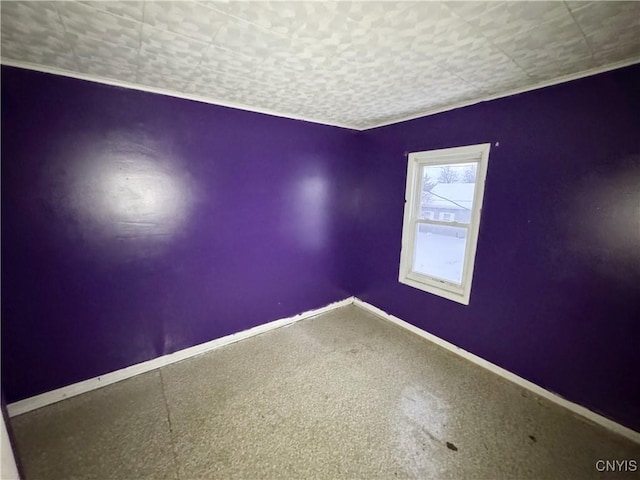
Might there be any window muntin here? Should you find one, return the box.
[399,144,490,305]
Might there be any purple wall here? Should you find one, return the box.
[354,65,640,431]
[2,64,639,433]
[1,66,358,403]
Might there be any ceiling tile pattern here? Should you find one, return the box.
[1,1,639,129]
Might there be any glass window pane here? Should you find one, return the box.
[413,224,468,284]
[420,162,477,224]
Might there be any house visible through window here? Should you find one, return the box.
[399,143,490,305]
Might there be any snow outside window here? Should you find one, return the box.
[399,144,490,305]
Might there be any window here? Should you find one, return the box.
[399,143,490,305]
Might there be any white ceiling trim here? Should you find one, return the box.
[364,57,640,130]
[0,58,357,131]
[2,56,638,132]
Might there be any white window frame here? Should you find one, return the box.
[399,143,490,305]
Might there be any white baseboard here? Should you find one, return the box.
[7,297,355,417]
[352,298,640,445]
[9,295,639,445]
[1,413,20,480]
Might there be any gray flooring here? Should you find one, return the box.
[10,305,640,479]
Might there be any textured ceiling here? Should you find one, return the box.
[1,1,639,130]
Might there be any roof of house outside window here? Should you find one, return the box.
[425,183,476,210]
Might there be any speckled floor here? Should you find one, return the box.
[10,305,640,479]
